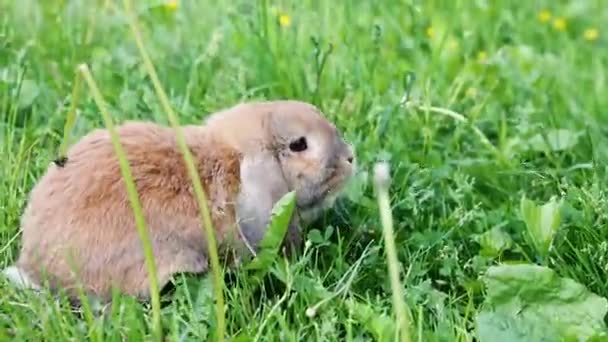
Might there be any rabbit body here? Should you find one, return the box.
[4,100,355,301]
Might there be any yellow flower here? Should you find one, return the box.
[584,28,599,41]
[538,10,551,23]
[448,39,459,50]
[165,0,178,11]
[477,51,488,63]
[553,17,567,31]
[426,26,434,38]
[466,87,478,98]
[278,14,291,27]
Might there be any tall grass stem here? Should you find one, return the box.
[58,71,82,158]
[374,162,411,342]
[120,0,226,339]
[78,64,162,342]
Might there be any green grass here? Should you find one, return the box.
[1,0,607,340]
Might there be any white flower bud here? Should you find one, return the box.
[373,162,391,189]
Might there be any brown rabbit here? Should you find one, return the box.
[2,100,355,302]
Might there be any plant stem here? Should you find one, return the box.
[120,1,226,339]
[401,100,506,164]
[374,162,411,342]
[58,70,82,158]
[78,64,162,342]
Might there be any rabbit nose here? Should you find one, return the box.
[344,146,355,164]
[345,146,355,164]
[338,139,355,164]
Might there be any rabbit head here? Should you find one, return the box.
[263,101,355,221]
[204,99,355,239]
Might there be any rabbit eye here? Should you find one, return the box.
[289,137,308,152]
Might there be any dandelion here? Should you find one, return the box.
[305,307,317,318]
[374,162,391,188]
[538,10,551,23]
[448,38,459,50]
[426,26,435,38]
[477,51,488,63]
[304,240,312,249]
[278,13,291,27]
[583,28,599,41]
[466,87,478,98]
[164,0,178,11]
[553,17,567,31]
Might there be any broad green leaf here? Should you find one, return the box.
[520,196,563,258]
[527,129,582,152]
[307,229,324,244]
[476,264,608,342]
[347,298,396,342]
[230,333,252,342]
[271,264,332,301]
[16,79,39,109]
[476,226,513,258]
[323,225,334,240]
[245,191,296,274]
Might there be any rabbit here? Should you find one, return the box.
[2,100,355,303]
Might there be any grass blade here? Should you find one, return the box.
[245,191,296,277]
[57,70,82,160]
[374,162,411,342]
[120,1,226,339]
[78,64,162,342]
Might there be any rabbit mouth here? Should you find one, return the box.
[296,170,349,222]
[322,168,351,196]
[297,190,340,224]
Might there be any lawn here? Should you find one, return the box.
[1,0,607,341]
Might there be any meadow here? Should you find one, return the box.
[1,0,607,341]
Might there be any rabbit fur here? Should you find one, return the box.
[2,100,355,302]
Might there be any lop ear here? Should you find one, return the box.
[236,152,301,255]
